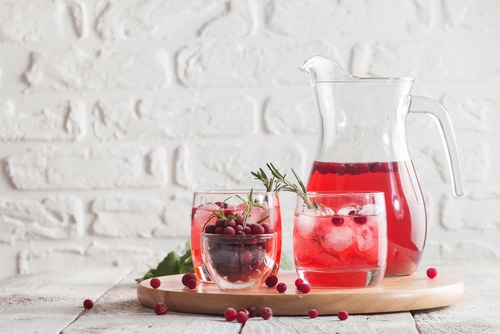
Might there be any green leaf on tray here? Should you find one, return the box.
[279,252,294,271]
[136,241,194,283]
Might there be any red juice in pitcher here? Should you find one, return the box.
[307,161,426,276]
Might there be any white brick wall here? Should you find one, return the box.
[1,0,499,280]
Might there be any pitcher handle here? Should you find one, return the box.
[409,96,464,197]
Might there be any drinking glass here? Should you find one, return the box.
[293,191,387,288]
[191,190,282,282]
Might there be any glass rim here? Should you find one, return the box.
[193,189,275,195]
[315,77,414,83]
[301,191,384,196]
[201,231,277,239]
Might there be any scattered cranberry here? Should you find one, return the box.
[337,310,349,321]
[238,308,250,316]
[294,278,304,288]
[224,307,238,321]
[154,302,168,315]
[265,275,278,287]
[236,310,249,323]
[276,282,287,293]
[426,267,438,279]
[308,309,319,318]
[83,299,93,310]
[261,307,273,320]
[248,306,258,318]
[150,278,161,289]
[181,273,198,289]
[299,283,311,294]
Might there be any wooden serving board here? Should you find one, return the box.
[137,271,464,316]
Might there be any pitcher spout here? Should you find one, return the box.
[300,56,354,84]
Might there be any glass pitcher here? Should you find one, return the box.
[301,56,463,276]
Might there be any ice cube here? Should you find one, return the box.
[356,224,375,252]
[295,212,317,239]
[315,204,335,216]
[359,204,382,215]
[337,203,362,216]
[198,202,220,211]
[316,224,354,254]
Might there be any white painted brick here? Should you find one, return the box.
[6,146,167,190]
[24,47,170,92]
[264,93,317,134]
[177,41,336,87]
[0,197,83,244]
[199,0,258,40]
[441,192,500,231]
[443,0,500,31]
[351,41,500,80]
[0,0,499,278]
[175,142,306,190]
[265,0,432,35]
[91,194,191,238]
[95,0,226,40]
[440,241,500,261]
[17,241,169,275]
[0,0,86,43]
[93,96,256,140]
[92,197,166,238]
[0,99,86,141]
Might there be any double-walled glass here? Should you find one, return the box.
[191,190,282,282]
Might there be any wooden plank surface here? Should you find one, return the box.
[1,262,499,333]
[64,271,418,334]
[242,312,419,334]
[413,261,500,333]
[137,271,464,315]
[0,267,131,334]
[63,272,242,334]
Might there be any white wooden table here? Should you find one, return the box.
[1,260,498,333]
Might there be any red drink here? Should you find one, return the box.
[307,161,426,276]
[191,191,281,282]
[293,192,387,288]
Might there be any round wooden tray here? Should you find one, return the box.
[137,271,464,316]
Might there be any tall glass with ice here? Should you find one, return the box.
[191,190,282,282]
[293,191,387,288]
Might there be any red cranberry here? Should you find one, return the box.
[154,302,168,315]
[265,275,278,287]
[276,282,287,293]
[235,213,244,224]
[308,309,319,318]
[261,223,274,233]
[261,307,273,320]
[247,306,258,318]
[150,278,161,289]
[223,226,236,235]
[294,278,304,288]
[238,308,250,316]
[236,310,249,323]
[338,310,349,320]
[205,225,216,233]
[252,224,266,235]
[181,273,198,288]
[83,299,93,310]
[299,283,311,294]
[426,267,438,279]
[224,307,237,321]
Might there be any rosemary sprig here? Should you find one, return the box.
[202,189,269,230]
[251,163,315,209]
